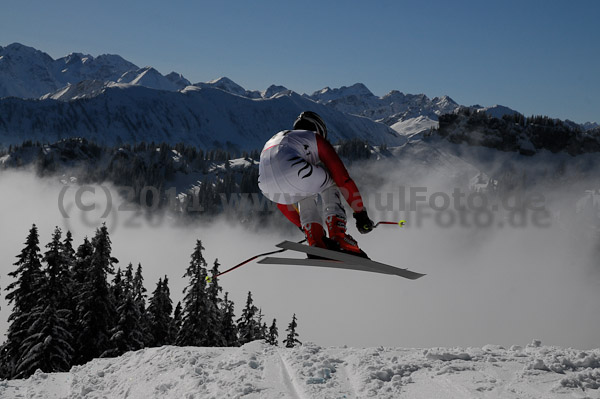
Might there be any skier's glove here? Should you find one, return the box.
[354,210,375,234]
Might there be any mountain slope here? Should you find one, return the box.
[0,85,406,149]
[2,43,597,150]
[118,66,189,91]
[2,341,598,398]
[0,43,188,99]
[305,85,462,137]
[0,43,137,98]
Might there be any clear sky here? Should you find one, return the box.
[1,0,599,123]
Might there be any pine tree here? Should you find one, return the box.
[111,268,125,306]
[170,301,183,344]
[237,292,259,345]
[266,319,278,346]
[132,263,153,346]
[255,309,267,340]
[2,225,44,378]
[132,263,147,306]
[283,314,301,348]
[220,293,238,347]
[176,240,209,346]
[60,230,77,328]
[261,323,268,341]
[61,231,76,269]
[69,236,94,364]
[13,302,73,378]
[147,276,173,347]
[102,291,145,357]
[5,225,43,315]
[124,262,134,288]
[205,259,224,346]
[72,237,93,288]
[42,227,72,310]
[161,276,173,321]
[73,224,118,364]
[6,227,75,378]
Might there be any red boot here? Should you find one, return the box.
[326,215,366,256]
[303,223,327,248]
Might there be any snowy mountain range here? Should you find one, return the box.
[0,43,189,98]
[0,85,405,149]
[307,83,460,129]
[0,43,596,151]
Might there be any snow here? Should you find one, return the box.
[40,80,113,101]
[390,115,438,139]
[309,83,375,103]
[0,43,185,99]
[0,85,407,149]
[2,340,599,398]
[118,66,183,91]
[476,104,520,119]
[1,43,598,131]
[193,77,265,99]
[262,84,289,99]
[582,121,600,131]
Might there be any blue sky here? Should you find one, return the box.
[1,0,599,123]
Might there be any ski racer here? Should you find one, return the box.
[258,111,375,257]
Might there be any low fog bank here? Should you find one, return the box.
[0,164,599,350]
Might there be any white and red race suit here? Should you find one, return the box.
[258,129,365,228]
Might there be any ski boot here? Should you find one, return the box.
[303,223,330,259]
[326,215,369,259]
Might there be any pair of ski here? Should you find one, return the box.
[258,241,425,280]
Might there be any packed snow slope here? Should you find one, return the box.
[2,340,599,398]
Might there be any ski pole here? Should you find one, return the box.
[208,238,307,281]
[374,220,406,228]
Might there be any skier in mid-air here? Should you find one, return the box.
[258,111,375,258]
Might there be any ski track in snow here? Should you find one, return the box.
[1,341,600,398]
[276,348,306,399]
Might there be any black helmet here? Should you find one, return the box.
[293,111,328,139]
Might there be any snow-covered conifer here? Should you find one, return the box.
[102,291,145,358]
[73,224,118,364]
[176,240,209,346]
[2,225,44,378]
[283,314,301,348]
[170,301,183,344]
[148,276,174,347]
[132,263,153,346]
[266,319,278,346]
[111,268,125,306]
[220,293,238,347]
[205,259,224,346]
[255,309,267,340]
[237,292,259,345]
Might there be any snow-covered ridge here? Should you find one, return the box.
[2,340,599,398]
[475,104,520,119]
[1,43,597,147]
[305,85,463,138]
[0,86,406,149]
[0,43,188,98]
